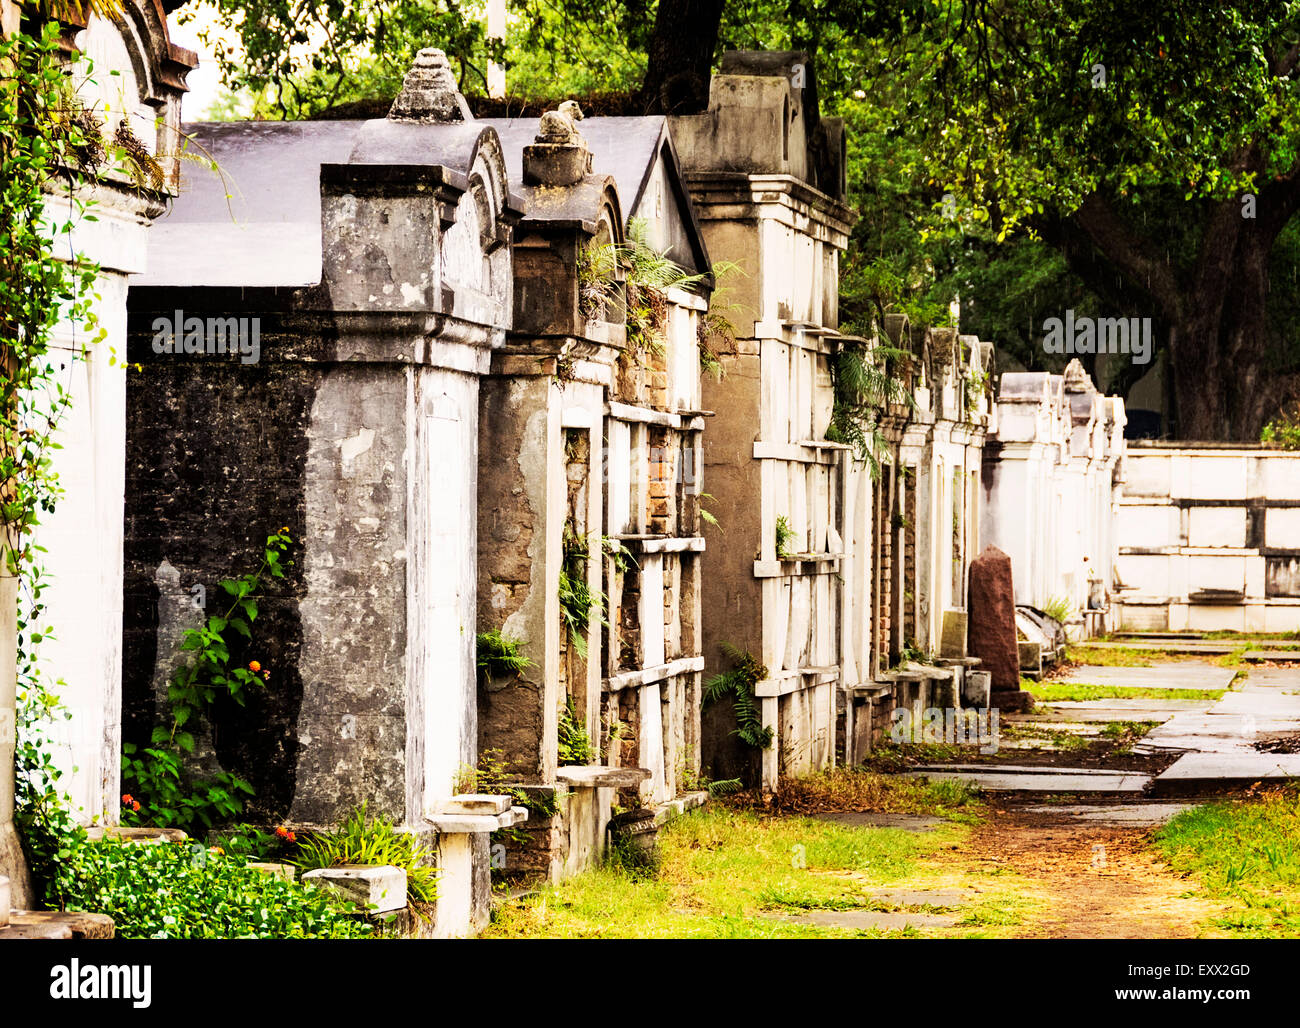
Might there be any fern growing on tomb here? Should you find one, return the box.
[703,644,773,749]
[476,629,533,682]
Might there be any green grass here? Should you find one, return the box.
[1026,681,1227,703]
[1065,645,1180,667]
[1200,631,1300,642]
[1152,787,1300,938]
[486,779,1028,939]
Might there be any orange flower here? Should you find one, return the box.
[275,825,288,838]
[132,801,141,812]
[248,660,261,672]
[286,831,296,843]
[122,793,133,805]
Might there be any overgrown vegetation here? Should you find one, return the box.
[1040,595,1073,625]
[1261,402,1300,449]
[577,219,741,378]
[485,797,1017,939]
[1152,787,1300,938]
[59,839,371,939]
[476,628,533,682]
[1025,681,1228,704]
[557,695,594,766]
[558,523,607,662]
[293,803,438,909]
[456,748,562,822]
[120,530,293,836]
[703,643,772,749]
[824,337,915,475]
[774,515,797,559]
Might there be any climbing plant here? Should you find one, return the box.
[120,530,292,836]
[824,336,916,475]
[3,22,118,899]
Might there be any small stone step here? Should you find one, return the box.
[303,864,407,913]
[5,910,114,939]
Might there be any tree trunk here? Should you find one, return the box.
[639,0,724,114]
[1064,191,1291,441]
[1166,216,1276,440]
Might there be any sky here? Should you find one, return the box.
[166,3,231,119]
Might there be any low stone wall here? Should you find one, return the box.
[1116,444,1300,633]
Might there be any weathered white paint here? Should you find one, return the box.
[1116,447,1300,633]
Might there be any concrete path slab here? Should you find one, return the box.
[812,812,943,832]
[1033,699,1214,722]
[1241,668,1300,691]
[1022,803,1197,826]
[1059,665,1236,691]
[1244,650,1300,662]
[1213,691,1300,716]
[1136,712,1300,754]
[905,768,1150,793]
[866,887,971,907]
[778,909,959,931]
[1153,752,1300,794]
[912,763,1131,775]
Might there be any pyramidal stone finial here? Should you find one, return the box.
[1063,357,1096,393]
[388,48,473,123]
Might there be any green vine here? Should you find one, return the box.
[120,530,293,836]
[703,643,772,750]
[825,337,916,475]
[4,23,118,903]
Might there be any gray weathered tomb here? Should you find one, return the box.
[125,49,523,936]
[473,110,713,880]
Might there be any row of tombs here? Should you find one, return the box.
[16,7,1131,940]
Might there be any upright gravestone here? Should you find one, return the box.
[967,546,1030,711]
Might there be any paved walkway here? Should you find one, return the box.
[904,658,1300,795]
[1147,664,1300,793]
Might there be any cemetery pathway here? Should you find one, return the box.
[918,657,1300,936]
[961,801,1226,938]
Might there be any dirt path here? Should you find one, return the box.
[963,803,1226,938]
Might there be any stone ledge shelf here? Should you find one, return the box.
[935,657,983,668]
[754,555,842,578]
[603,655,705,692]
[85,826,188,844]
[609,534,706,554]
[653,790,708,826]
[755,666,839,698]
[423,795,529,939]
[753,441,842,465]
[425,804,529,834]
[554,765,651,789]
[606,400,706,431]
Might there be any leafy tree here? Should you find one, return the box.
[191,0,1300,437]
